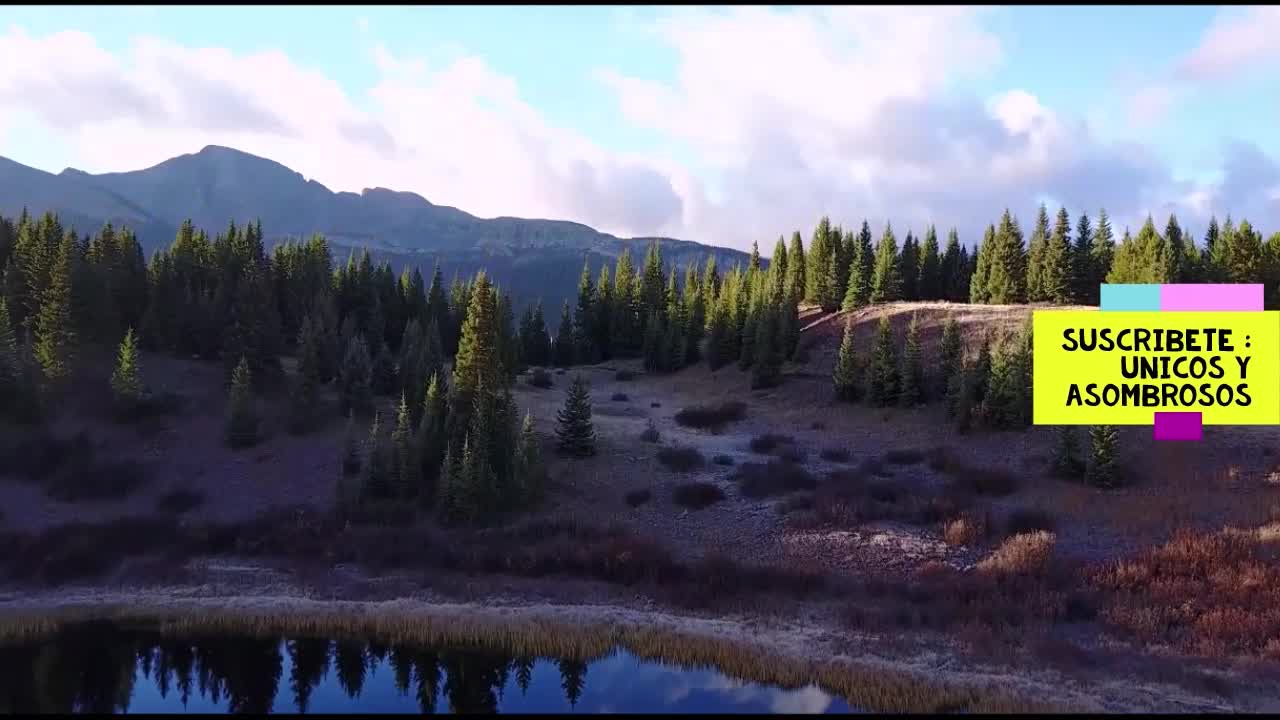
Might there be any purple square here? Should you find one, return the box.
[1153,412,1202,441]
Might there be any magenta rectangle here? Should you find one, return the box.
[1159,284,1264,311]
[1153,412,1202,441]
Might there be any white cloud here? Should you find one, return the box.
[1177,6,1280,82]
[0,9,1278,254]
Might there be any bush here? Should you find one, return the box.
[777,445,807,464]
[943,514,987,547]
[657,445,706,472]
[820,447,851,462]
[156,489,206,514]
[625,489,653,508]
[672,482,726,510]
[977,532,1057,575]
[857,456,893,478]
[556,368,567,375]
[611,392,629,401]
[640,420,661,443]
[712,454,735,466]
[615,370,635,382]
[749,433,794,454]
[674,401,747,430]
[650,402,661,408]
[528,368,554,389]
[884,448,926,465]
[777,492,815,515]
[46,459,148,502]
[1005,507,1056,536]
[930,449,1020,496]
[733,461,816,499]
[810,421,825,430]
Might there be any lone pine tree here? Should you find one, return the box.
[110,327,143,413]
[225,356,260,448]
[555,374,596,457]
[832,315,863,402]
[867,315,899,406]
[1087,424,1120,488]
[899,313,924,406]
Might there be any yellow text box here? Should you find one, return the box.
[1032,310,1280,425]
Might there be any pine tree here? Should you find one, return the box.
[371,341,397,395]
[555,374,596,457]
[553,301,575,367]
[362,411,392,500]
[1070,212,1095,304]
[414,371,447,505]
[705,288,733,371]
[339,334,374,416]
[785,231,806,304]
[1052,426,1084,478]
[750,303,783,389]
[0,296,16,401]
[1107,216,1173,284]
[522,301,551,367]
[898,231,919,301]
[515,412,544,505]
[34,230,77,387]
[1203,216,1221,279]
[1087,425,1119,488]
[573,258,598,364]
[899,313,924,406]
[807,218,832,303]
[595,264,613,359]
[290,315,324,433]
[970,332,993,407]
[969,224,994,304]
[1026,203,1050,302]
[110,327,144,414]
[940,229,963,301]
[1042,207,1072,304]
[1165,214,1185,282]
[938,314,961,401]
[867,316,899,406]
[1220,218,1263,283]
[1092,209,1116,291]
[832,315,862,402]
[985,210,1026,304]
[392,393,420,501]
[610,248,637,357]
[870,223,901,303]
[918,226,941,300]
[225,356,259,448]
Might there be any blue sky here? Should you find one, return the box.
[2,5,1278,250]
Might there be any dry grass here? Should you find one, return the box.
[929,448,1020,497]
[673,401,747,430]
[977,532,1057,575]
[943,514,988,547]
[672,482,727,510]
[812,470,968,528]
[1091,526,1280,659]
[1004,507,1057,536]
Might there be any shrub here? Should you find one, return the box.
[625,489,653,508]
[156,489,206,514]
[615,370,635,382]
[777,445,807,464]
[749,433,794,454]
[857,456,893,478]
[820,447,851,462]
[1005,507,1056,536]
[556,368,567,375]
[611,392,629,402]
[884,448,925,465]
[657,445,705,472]
[977,532,1057,575]
[45,459,148,502]
[650,402,661,408]
[528,368,554,389]
[943,514,987,547]
[672,482,726,510]
[674,401,747,430]
[810,421,825,430]
[733,461,816,499]
[712,454,735,466]
[777,492,815,515]
[929,450,1019,496]
[639,420,661,443]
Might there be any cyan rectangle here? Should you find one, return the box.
[1160,283,1264,311]
[1100,284,1161,311]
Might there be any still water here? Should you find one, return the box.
[0,621,853,714]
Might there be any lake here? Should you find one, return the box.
[0,619,854,714]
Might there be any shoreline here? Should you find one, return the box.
[0,577,1248,714]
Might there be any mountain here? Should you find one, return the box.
[0,145,753,313]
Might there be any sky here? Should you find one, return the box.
[2,5,1279,252]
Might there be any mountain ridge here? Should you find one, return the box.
[0,145,753,311]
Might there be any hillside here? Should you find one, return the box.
[0,146,752,312]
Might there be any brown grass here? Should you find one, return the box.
[943,514,988,547]
[977,532,1057,575]
[1091,526,1280,658]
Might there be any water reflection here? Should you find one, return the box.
[0,620,852,714]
